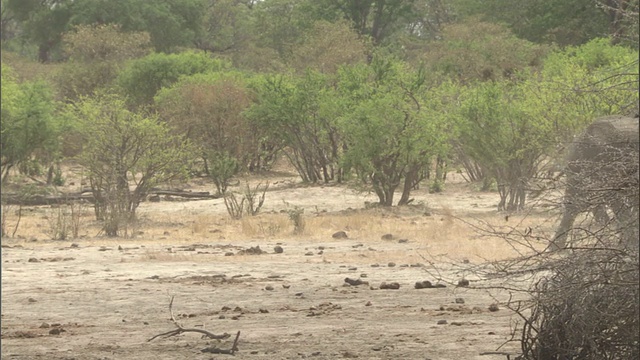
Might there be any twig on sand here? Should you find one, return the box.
[147,296,238,355]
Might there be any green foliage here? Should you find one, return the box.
[69,0,206,53]
[312,0,420,46]
[246,70,342,183]
[453,0,612,46]
[54,24,152,102]
[70,93,194,236]
[540,38,639,123]
[205,151,238,195]
[291,20,370,74]
[1,64,60,182]
[336,56,453,206]
[61,24,151,63]
[117,51,230,107]
[420,20,550,83]
[5,0,73,62]
[155,71,271,174]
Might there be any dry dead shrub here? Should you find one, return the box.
[518,248,639,359]
[223,181,269,220]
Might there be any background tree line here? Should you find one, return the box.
[1,0,638,234]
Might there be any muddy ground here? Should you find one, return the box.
[1,172,555,360]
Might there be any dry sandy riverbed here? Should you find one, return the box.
[2,174,555,360]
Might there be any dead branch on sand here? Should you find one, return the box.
[148,296,240,355]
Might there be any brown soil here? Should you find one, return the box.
[1,171,557,360]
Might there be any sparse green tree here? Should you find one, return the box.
[156,72,270,193]
[246,70,344,183]
[70,93,194,236]
[1,64,61,182]
[337,56,452,206]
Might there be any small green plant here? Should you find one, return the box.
[429,180,444,193]
[287,206,305,235]
[52,167,65,186]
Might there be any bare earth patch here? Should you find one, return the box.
[1,173,556,359]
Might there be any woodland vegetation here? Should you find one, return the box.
[1,0,638,231]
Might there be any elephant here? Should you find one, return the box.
[550,115,639,251]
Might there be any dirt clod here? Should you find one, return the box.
[415,281,433,289]
[332,231,348,239]
[380,282,400,290]
[345,277,368,286]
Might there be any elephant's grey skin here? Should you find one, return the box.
[550,115,639,251]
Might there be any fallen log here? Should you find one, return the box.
[1,189,220,206]
[1,193,96,206]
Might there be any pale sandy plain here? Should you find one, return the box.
[1,165,558,360]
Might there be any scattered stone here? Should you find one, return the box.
[455,298,465,304]
[282,284,291,289]
[457,279,470,287]
[305,252,314,256]
[381,234,394,240]
[219,315,226,319]
[118,245,123,251]
[450,321,463,326]
[143,322,149,325]
[318,246,325,250]
[352,244,363,248]
[359,273,367,278]
[259,309,269,313]
[370,264,380,268]
[273,245,284,254]
[295,292,304,297]
[39,322,50,328]
[462,259,470,264]
[410,263,423,268]
[380,282,400,290]
[414,280,433,289]
[348,267,357,271]
[332,231,348,239]
[437,319,447,325]
[148,275,160,280]
[265,285,274,291]
[488,331,496,335]
[70,243,79,248]
[28,258,39,263]
[488,303,500,312]
[365,301,372,306]
[399,264,409,268]
[344,277,368,286]
[398,239,409,243]
[27,298,37,303]
[387,262,396,267]
[49,328,65,335]
[237,246,265,255]
[342,351,359,358]
[224,252,234,256]
[221,306,231,311]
